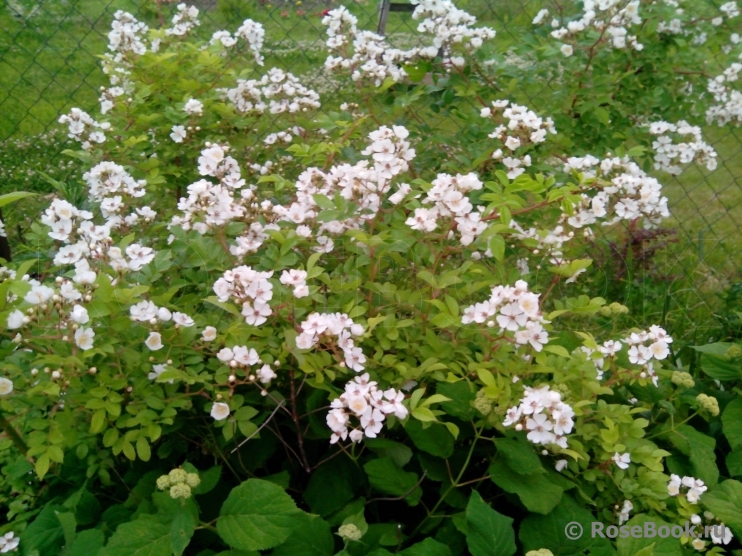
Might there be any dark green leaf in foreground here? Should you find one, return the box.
[217,478,303,551]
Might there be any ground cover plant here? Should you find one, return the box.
[2,1,742,555]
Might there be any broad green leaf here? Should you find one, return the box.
[664,425,718,486]
[217,478,303,551]
[616,515,681,556]
[399,538,452,556]
[691,343,734,356]
[727,450,742,477]
[494,437,544,476]
[56,511,77,547]
[364,457,421,505]
[365,438,413,467]
[722,398,742,449]
[272,516,334,556]
[437,381,476,420]
[193,465,222,495]
[304,457,359,516]
[20,505,65,556]
[519,495,614,556]
[405,419,454,459]
[465,490,516,556]
[171,509,195,556]
[701,480,742,535]
[64,529,105,556]
[698,354,742,381]
[100,514,171,556]
[489,460,563,514]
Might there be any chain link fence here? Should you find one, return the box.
[1,0,741,338]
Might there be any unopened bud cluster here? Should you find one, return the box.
[156,468,201,499]
[671,371,695,389]
[696,394,720,416]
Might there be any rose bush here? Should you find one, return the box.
[1,1,742,555]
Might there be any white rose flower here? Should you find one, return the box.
[0,377,14,396]
[145,331,163,351]
[6,310,25,330]
[210,402,230,420]
[74,327,95,350]
[201,326,217,341]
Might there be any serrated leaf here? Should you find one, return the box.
[171,509,195,556]
[217,479,303,551]
[272,516,334,556]
[100,515,171,556]
[465,490,516,556]
[364,458,421,505]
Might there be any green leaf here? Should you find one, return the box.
[616,515,681,556]
[304,457,359,516]
[664,425,718,486]
[365,438,413,467]
[399,538,452,556]
[136,437,151,462]
[727,450,742,477]
[723,398,742,449]
[272,516,334,556]
[171,509,195,556]
[465,490,516,556]
[489,235,505,262]
[405,419,454,459]
[35,453,50,479]
[217,478,303,551]
[632,545,655,556]
[204,296,241,316]
[437,381,476,420]
[364,458,422,505]
[64,529,105,556]
[494,438,544,476]
[488,460,563,514]
[519,495,614,556]
[20,505,65,556]
[193,465,221,495]
[698,354,742,381]
[312,194,335,210]
[56,511,77,547]
[701,480,742,536]
[0,191,37,208]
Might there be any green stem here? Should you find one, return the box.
[408,424,482,540]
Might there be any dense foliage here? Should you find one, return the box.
[1,1,742,555]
